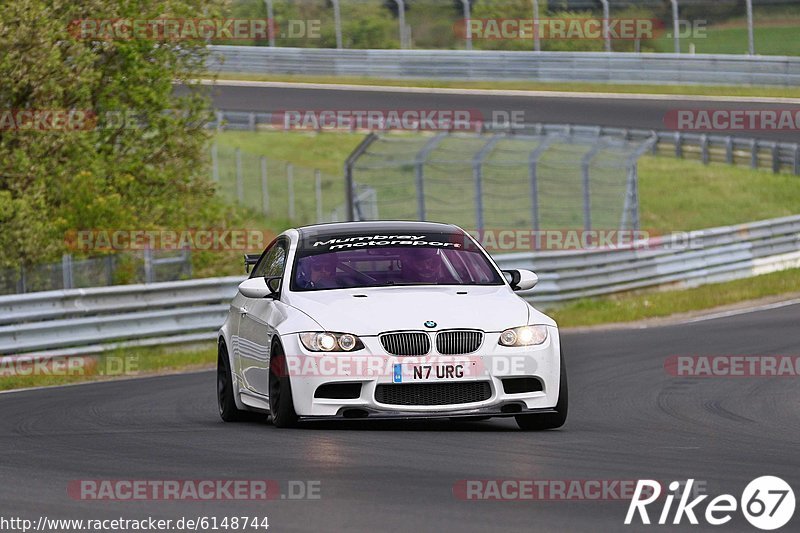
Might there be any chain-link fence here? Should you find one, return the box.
[0,250,191,296]
[210,141,345,225]
[345,126,656,233]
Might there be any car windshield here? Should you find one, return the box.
[291,232,503,291]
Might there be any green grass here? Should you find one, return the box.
[639,156,800,232]
[653,23,800,56]
[550,267,800,328]
[0,344,216,392]
[213,73,800,99]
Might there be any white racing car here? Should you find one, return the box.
[217,221,567,430]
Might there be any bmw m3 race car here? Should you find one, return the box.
[217,221,567,430]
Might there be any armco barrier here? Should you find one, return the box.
[207,46,800,87]
[1,215,799,357]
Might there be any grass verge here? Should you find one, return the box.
[550,268,800,328]
[214,73,800,99]
[0,344,215,392]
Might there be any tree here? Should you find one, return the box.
[0,0,224,268]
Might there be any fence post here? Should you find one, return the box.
[248,112,255,131]
[751,139,759,169]
[531,0,541,52]
[472,135,501,234]
[460,0,472,51]
[413,132,446,221]
[344,133,380,222]
[670,0,680,54]
[581,141,606,232]
[62,254,73,290]
[725,136,734,164]
[746,0,755,55]
[331,0,343,49]
[674,131,683,158]
[235,147,244,203]
[600,0,611,52]
[264,0,275,47]
[183,249,193,279]
[17,266,27,294]
[143,248,153,284]
[772,143,780,174]
[528,136,557,235]
[287,163,295,221]
[794,144,800,176]
[700,135,709,165]
[315,169,323,223]
[211,142,219,182]
[394,0,407,49]
[106,255,114,285]
[260,156,269,216]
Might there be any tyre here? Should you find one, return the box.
[515,352,568,431]
[217,342,249,422]
[268,343,299,428]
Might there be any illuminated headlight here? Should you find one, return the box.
[498,326,548,347]
[300,332,365,352]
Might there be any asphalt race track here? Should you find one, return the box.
[208,82,800,143]
[2,302,798,532]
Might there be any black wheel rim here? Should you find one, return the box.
[217,365,227,415]
[269,365,280,415]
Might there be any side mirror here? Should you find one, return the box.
[502,269,538,291]
[239,277,281,299]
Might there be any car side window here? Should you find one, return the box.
[251,240,287,279]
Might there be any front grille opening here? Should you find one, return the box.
[501,377,543,394]
[314,382,362,400]
[380,332,431,356]
[375,382,492,406]
[436,330,484,354]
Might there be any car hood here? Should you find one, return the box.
[285,285,554,335]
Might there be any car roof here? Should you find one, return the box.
[296,220,463,238]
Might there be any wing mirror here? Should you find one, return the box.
[238,276,282,299]
[502,269,538,291]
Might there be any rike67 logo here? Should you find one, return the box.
[625,477,795,530]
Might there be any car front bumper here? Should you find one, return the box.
[280,326,562,419]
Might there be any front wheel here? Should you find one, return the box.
[515,352,568,431]
[269,344,299,428]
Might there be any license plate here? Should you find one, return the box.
[393,362,476,383]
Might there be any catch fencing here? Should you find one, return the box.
[2,214,799,357]
[343,127,655,233]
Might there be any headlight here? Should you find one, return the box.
[299,332,365,352]
[498,326,548,347]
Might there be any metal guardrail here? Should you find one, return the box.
[208,46,800,86]
[1,215,799,357]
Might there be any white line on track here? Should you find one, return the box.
[200,79,800,104]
